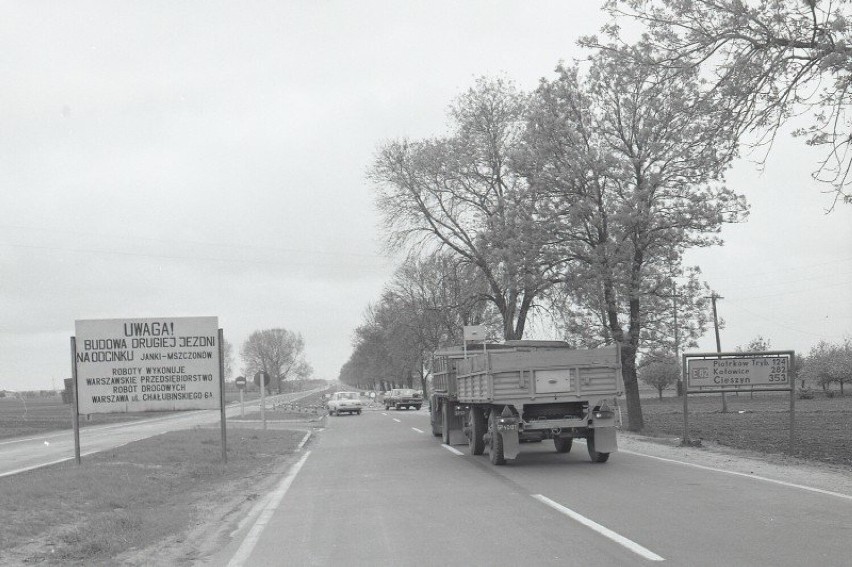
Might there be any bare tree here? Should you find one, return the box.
[371,77,564,340]
[241,329,313,394]
[597,0,852,208]
[522,48,747,430]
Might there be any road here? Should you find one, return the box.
[210,407,852,567]
[0,389,323,478]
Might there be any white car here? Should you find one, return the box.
[327,391,363,416]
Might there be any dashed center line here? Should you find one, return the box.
[532,494,664,562]
[442,444,464,456]
[411,427,424,433]
[393,418,401,423]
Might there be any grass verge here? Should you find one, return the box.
[636,392,852,466]
[0,427,305,565]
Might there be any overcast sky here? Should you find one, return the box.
[2,1,850,391]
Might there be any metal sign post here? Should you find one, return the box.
[463,325,486,360]
[261,374,266,430]
[235,376,246,417]
[69,337,81,465]
[255,371,268,431]
[218,329,227,464]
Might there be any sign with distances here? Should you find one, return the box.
[74,316,221,414]
[686,355,789,390]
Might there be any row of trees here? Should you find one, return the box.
[342,0,852,430]
[339,254,499,393]
[365,52,745,431]
[801,338,852,394]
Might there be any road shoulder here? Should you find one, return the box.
[616,431,852,499]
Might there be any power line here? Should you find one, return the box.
[733,279,852,300]
[0,242,394,272]
[725,299,850,340]
[717,270,852,293]
[0,223,390,261]
[694,254,852,281]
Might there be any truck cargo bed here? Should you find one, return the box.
[455,345,622,404]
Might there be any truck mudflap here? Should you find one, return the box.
[444,401,468,445]
[590,426,617,453]
[497,415,520,460]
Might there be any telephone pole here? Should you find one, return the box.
[672,291,682,396]
[710,292,728,413]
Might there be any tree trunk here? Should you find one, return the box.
[621,343,644,431]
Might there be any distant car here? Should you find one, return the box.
[327,391,363,416]
[384,388,422,411]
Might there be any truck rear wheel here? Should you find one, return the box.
[554,436,573,453]
[430,402,442,436]
[488,412,506,465]
[587,430,610,463]
[468,407,486,455]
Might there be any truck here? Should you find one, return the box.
[383,388,422,411]
[429,341,623,465]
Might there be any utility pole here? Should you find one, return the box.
[710,292,728,413]
[672,291,682,396]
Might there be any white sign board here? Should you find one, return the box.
[75,317,220,414]
[687,356,789,390]
[463,325,487,342]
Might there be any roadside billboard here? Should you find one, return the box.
[74,316,221,414]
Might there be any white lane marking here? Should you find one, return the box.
[618,447,852,502]
[296,431,311,451]
[0,456,75,478]
[227,451,311,567]
[0,438,150,478]
[411,427,424,434]
[533,494,664,562]
[442,444,464,456]
[381,412,388,416]
[393,418,401,423]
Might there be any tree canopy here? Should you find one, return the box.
[372,78,564,340]
[241,329,313,393]
[598,0,852,208]
[521,47,747,429]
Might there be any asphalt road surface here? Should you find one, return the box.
[209,407,852,567]
[0,390,322,478]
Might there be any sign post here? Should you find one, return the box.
[235,376,246,417]
[69,337,81,465]
[463,325,487,359]
[682,351,796,453]
[218,328,227,464]
[255,371,269,431]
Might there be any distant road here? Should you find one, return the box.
[207,408,852,567]
[0,389,323,478]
